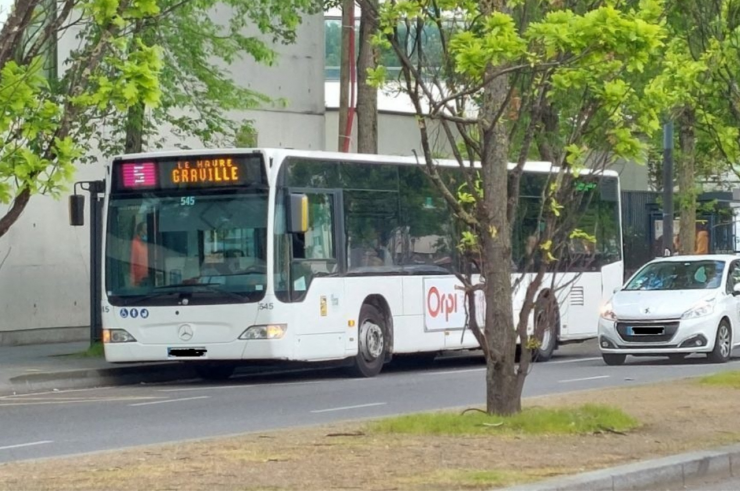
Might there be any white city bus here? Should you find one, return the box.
[87,148,623,379]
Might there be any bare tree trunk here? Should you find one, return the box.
[480,38,518,414]
[356,0,378,154]
[677,108,696,255]
[338,0,353,152]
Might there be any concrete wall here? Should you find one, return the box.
[325,110,456,157]
[0,10,326,344]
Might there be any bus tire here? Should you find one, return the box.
[349,304,387,378]
[194,363,236,381]
[533,296,558,362]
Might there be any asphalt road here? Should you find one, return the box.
[2,341,740,464]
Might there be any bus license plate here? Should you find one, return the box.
[167,347,207,358]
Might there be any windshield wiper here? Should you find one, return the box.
[121,283,249,305]
[195,284,250,302]
[121,290,180,306]
[155,282,250,302]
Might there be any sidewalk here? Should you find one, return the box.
[499,443,740,491]
[0,342,195,395]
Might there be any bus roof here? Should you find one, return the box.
[112,147,620,178]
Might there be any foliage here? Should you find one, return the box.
[368,404,639,436]
[90,0,322,156]
[698,370,740,389]
[656,1,740,182]
[0,0,162,237]
[370,0,667,414]
[64,342,105,358]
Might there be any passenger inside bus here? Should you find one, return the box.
[130,222,149,287]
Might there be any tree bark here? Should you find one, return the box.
[677,108,696,255]
[0,188,31,238]
[338,0,353,152]
[479,0,518,413]
[125,102,145,153]
[356,0,378,154]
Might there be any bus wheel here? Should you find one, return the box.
[349,304,387,378]
[194,363,236,381]
[533,298,558,362]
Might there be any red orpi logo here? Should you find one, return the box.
[426,286,459,322]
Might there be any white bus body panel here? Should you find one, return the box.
[102,268,618,362]
[100,147,622,364]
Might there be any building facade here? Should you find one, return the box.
[0,9,326,344]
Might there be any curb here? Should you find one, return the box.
[5,363,196,394]
[497,443,740,491]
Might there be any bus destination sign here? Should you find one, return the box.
[113,154,265,192]
[171,158,240,185]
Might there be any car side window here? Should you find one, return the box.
[727,261,740,294]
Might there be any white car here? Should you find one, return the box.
[598,254,740,366]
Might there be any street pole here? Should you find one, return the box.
[662,120,674,256]
[72,179,106,345]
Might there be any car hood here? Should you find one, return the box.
[611,289,718,321]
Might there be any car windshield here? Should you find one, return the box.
[624,260,726,291]
[105,191,268,305]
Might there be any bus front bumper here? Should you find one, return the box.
[104,339,294,363]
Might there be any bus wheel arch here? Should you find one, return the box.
[533,289,559,362]
[348,296,393,378]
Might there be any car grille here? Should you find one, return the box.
[616,321,679,343]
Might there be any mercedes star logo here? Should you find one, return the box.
[178,324,194,341]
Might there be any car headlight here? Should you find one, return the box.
[102,329,137,343]
[600,302,617,321]
[682,299,716,319]
[239,324,287,340]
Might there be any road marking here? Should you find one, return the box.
[310,402,387,414]
[0,397,158,407]
[0,440,53,451]
[0,387,113,400]
[159,381,323,393]
[558,375,610,384]
[128,396,209,407]
[424,368,486,376]
[549,357,602,365]
[423,357,602,375]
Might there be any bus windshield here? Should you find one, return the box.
[105,191,268,305]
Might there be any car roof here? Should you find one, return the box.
[647,254,739,264]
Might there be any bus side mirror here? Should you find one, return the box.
[287,194,308,234]
[69,194,85,226]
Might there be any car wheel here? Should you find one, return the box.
[194,363,236,381]
[602,354,626,366]
[533,298,558,362]
[708,319,732,364]
[347,304,387,378]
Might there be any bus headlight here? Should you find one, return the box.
[103,329,137,343]
[239,324,287,340]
